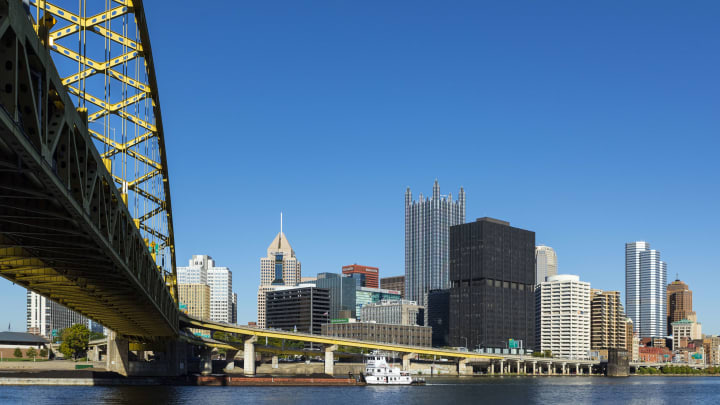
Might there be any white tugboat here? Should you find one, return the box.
[363,353,424,385]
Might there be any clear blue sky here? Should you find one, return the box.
[1,1,718,333]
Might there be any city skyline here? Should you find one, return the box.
[0,1,718,334]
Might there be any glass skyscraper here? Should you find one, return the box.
[405,180,465,307]
[625,241,667,338]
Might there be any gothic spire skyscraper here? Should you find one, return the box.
[257,216,301,328]
[405,180,465,306]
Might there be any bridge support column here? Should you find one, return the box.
[89,346,100,362]
[106,332,129,376]
[562,363,567,375]
[402,353,415,371]
[224,349,239,372]
[489,362,494,374]
[324,345,338,375]
[272,355,279,369]
[458,358,471,375]
[499,360,504,375]
[200,347,213,376]
[548,362,553,375]
[575,364,580,375]
[244,336,258,376]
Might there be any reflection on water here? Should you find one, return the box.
[1,377,719,405]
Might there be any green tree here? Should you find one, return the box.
[39,348,48,358]
[59,324,90,361]
[26,348,37,358]
[13,348,22,358]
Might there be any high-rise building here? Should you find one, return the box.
[208,265,233,323]
[265,286,329,335]
[667,278,695,335]
[625,318,635,354]
[26,291,88,339]
[178,255,234,324]
[315,273,357,319]
[342,265,379,288]
[178,284,211,321]
[536,275,591,360]
[380,276,405,298]
[231,293,238,324]
[361,300,424,326]
[405,180,465,307]
[535,245,558,284]
[590,290,627,350]
[625,242,667,338]
[449,218,536,349]
[427,289,450,347]
[257,226,301,328]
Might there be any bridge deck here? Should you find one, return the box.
[181,315,500,360]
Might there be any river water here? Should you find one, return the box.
[1,376,718,404]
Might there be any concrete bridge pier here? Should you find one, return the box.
[199,347,213,376]
[243,336,258,376]
[402,353,415,371]
[531,361,537,375]
[224,349,239,372]
[324,345,338,375]
[575,364,580,375]
[458,358,472,375]
[489,362,495,374]
[499,360,505,375]
[106,331,129,376]
[89,346,100,362]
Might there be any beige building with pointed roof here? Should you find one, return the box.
[257,226,302,328]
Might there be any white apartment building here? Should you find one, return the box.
[257,227,301,328]
[26,291,88,338]
[178,255,235,324]
[536,274,591,360]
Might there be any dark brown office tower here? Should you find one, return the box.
[449,218,536,350]
[380,276,405,298]
[667,278,695,335]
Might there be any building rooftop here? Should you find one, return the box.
[0,331,49,344]
[476,217,510,226]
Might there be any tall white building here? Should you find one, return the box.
[535,245,558,284]
[178,255,234,324]
[625,241,667,338]
[26,291,88,338]
[405,180,465,307]
[536,274,591,360]
[257,224,301,328]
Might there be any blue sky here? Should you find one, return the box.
[2,1,719,333]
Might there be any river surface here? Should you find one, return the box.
[1,376,719,404]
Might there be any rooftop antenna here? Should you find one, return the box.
[280,212,283,234]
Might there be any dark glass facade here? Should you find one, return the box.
[427,289,450,347]
[449,217,536,350]
[265,287,330,335]
[315,273,357,319]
